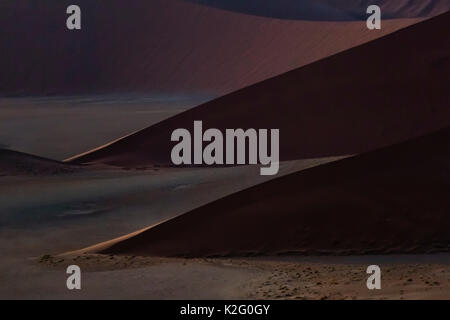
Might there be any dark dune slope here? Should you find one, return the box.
[187,0,450,21]
[0,0,416,96]
[69,12,450,166]
[100,126,450,257]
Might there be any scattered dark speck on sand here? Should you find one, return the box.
[39,254,52,262]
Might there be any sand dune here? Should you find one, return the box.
[0,149,79,176]
[1,0,422,96]
[97,126,450,257]
[69,12,450,167]
[187,0,450,20]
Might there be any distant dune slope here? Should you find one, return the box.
[1,0,423,96]
[98,126,450,257]
[186,0,450,20]
[69,12,450,166]
[0,149,78,175]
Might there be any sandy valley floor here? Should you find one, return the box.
[3,252,448,300]
[2,162,448,300]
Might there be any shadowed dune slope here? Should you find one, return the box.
[69,12,450,166]
[99,126,450,257]
[0,149,79,176]
[1,0,423,96]
[187,0,450,21]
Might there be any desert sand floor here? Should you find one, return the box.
[0,161,448,299]
[3,253,449,300]
[1,160,448,299]
[0,159,344,299]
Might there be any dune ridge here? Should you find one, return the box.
[97,126,450,257]
[0,149,79,176]
[69,12,450,167]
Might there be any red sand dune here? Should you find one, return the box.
[187,0,450,20]
[69,12,450,166]
[98,126,450,257]
[1,0,423,96]
[0,149,79,176]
